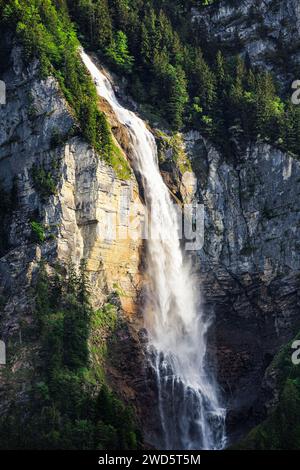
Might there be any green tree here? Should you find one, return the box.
[189,48,216,111]
[105,30,134,72]
[254,71,283,140]
[165,64,189,130]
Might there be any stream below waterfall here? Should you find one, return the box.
[81,50,226,450]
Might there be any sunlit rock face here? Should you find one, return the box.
[0,46,144,417]
[0,45,143,311]
[54,138,144,316]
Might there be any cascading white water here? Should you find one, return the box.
[80,50,226,450]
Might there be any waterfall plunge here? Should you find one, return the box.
[80,51,226,450]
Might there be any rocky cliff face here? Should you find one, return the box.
[187,0,300,442]
[154,125,300,441]
[0,46,146,417]
[182,132,300,441]
[0,43,197,446]
[1,2,300,446]
[192,0,300,85]
[2,46,144,312]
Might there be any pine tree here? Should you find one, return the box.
[254,71,281,140]
[94,0,113,50]
[105,30,134,72]
[78,259,90,305]
[140,8,158,66]
[189,48,216,112]
[281,102,300,156]
[230,56,246,103]
[165,64,189,130]
[215,50,226,85]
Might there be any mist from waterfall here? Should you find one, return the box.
[80,50,226,450]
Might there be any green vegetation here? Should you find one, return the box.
[105,30,134,72]
[67,0,300,158]
[0,0,130,179]
[0,261,139,449]
[157,131,192,174]
[237,331,300,449]
[110,142,131,180]
[30,221,46,243]
[50,127,68,148]
[31,163,57,199]
[1,0,300,452]
[2,0,299,159]
[0,0,299,161]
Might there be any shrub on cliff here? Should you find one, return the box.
[0,0,131,178]
[236,332,300,450]
[67,0,300,158]
[0,262,139,450]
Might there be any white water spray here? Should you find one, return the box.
[81,51,226,450]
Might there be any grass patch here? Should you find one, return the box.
[109,143,131,180]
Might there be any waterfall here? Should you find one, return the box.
[80,50,226,450]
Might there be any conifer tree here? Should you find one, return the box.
[165,64,189,130]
